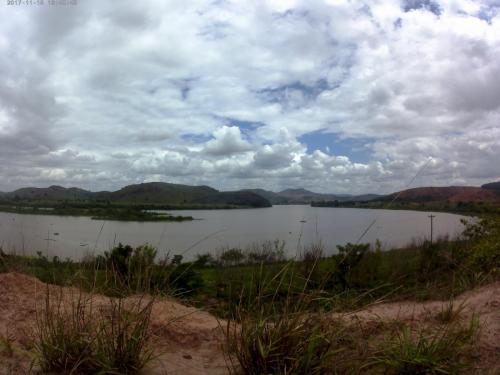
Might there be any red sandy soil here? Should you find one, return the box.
[0,272,498,374]
[393,186,500,203]
[0,273,227,375]
[343,282,500,373]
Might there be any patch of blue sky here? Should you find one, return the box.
[181,133,213,143]
[477,3,500,23]
[257,79,333,104]
[218,117,265,140]
[298,130,374,163]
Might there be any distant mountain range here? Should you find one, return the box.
[241,188,382,204]
[0,184,381,206]
[1,181,500,208]
[0,183,271,208]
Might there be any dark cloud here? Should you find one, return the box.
[403,0,441,15]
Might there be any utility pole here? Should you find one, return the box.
[428,215,436,245]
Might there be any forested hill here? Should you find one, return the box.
[0,182,271,208]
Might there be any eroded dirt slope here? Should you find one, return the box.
[0,272,498,374]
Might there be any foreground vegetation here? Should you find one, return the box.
[0,216,499,374]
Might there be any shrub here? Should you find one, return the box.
[246,240,286,264]
[331,243,369,290]
[194,252,215,267]
[219,248,245,267]
[463,218,500,276]
[105,243,134,280]
[166,263,204,295]
[103,243,159,293]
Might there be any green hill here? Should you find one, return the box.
[482,181,500,191]
[240,189,290,204]
[5,185,92,201]
[241,188,382,204]
[100,182,219,204]
[192,191,271,208]
[1,182,271,208]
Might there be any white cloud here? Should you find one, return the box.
[0,0,499,193]
[203,126,253,156]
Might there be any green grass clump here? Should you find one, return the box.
[33,287,154,374]
[94,298,154,374]
[34,289,99,373]
[227,313,343,375]
[224,260,349,375]
[0,332,14,358]
[225,296,346,375]
[372,317,479,374]
[435,300,467,324]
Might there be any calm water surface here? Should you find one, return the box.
[0,206,469,260]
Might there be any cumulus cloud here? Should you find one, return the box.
[0,0,499,194]
[203,126,253,156]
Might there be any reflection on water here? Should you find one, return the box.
[0,205,468,260]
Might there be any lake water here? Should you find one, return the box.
[0,206,469,261]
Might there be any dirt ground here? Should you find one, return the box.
[343,281,500,373]
[0,272,498,374]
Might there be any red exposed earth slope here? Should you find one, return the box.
[391,186,500,203]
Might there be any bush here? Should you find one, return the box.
[463,218,500,276]
[331,243,369,290]
[102,243,160,293]
[166,263,204,295]
[105,243,134,280]
[246,240,286,264]
[194,253,216,267]
[218,248,245,267]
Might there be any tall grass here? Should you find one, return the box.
[225,285,347,375]
[94,298,154,373]
[32,279,155,373]
[33,287,99,373]
[371,317,479,374]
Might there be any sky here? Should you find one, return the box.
[1,0,500,194]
